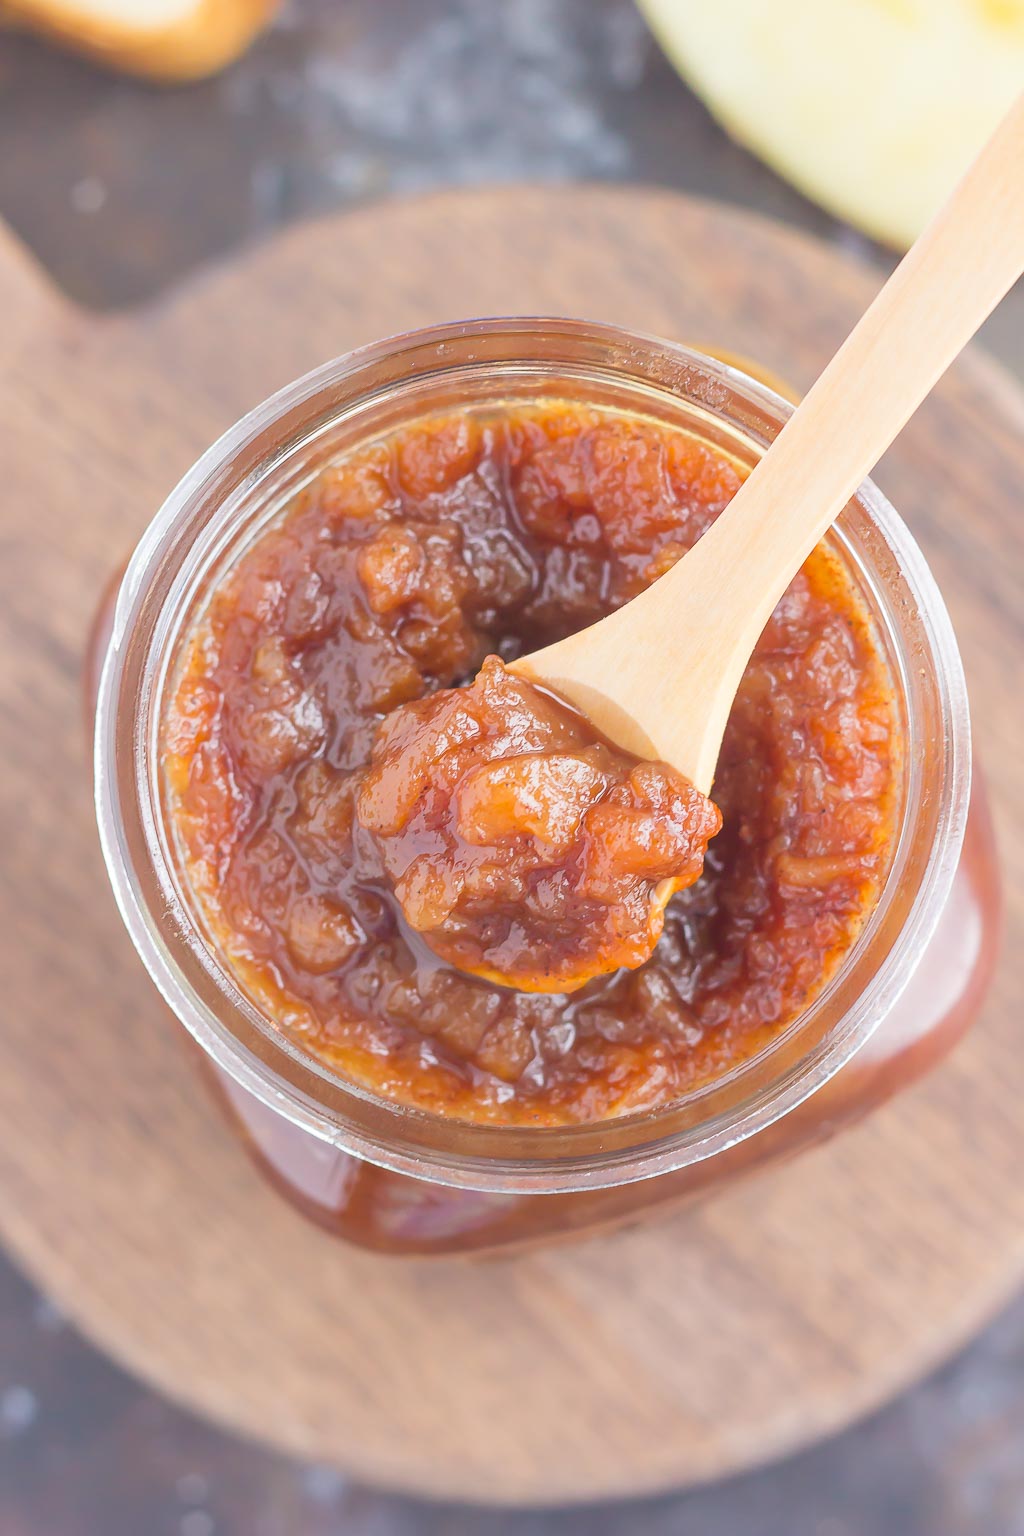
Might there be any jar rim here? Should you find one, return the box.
[94,317,971,1193]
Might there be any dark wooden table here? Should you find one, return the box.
[1,3,1022,1532]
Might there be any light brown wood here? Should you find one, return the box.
[515,93,1024,805]
[0,186,1022,1506]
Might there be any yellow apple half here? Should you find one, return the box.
[638,0,1024,248]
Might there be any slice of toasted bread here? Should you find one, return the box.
[3,0,278,81]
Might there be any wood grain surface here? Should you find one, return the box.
[0,187,1021,1506]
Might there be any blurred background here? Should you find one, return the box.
[1,2,1022,1532]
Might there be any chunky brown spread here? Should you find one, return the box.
[164,402,898,1125]
[357,656,720,991]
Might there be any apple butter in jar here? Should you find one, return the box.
[94,321,998,1253]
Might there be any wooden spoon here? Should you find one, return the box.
[373,95,1023,997]
[513,93,1024,804]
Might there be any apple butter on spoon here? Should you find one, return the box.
[356,656,720,993]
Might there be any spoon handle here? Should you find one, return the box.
[520,92,1024,792]
[677,89,1024,672]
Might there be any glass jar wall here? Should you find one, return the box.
[92,320,999,1254]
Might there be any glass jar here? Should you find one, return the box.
[92,319,1000,1255]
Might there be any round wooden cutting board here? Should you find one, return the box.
[1,187,1022,1506]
